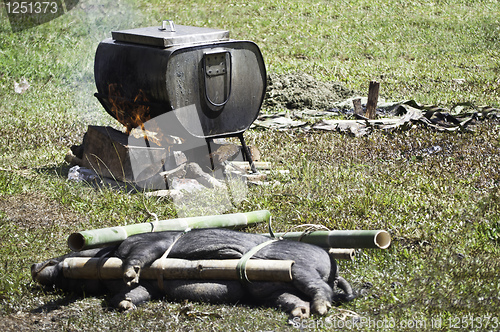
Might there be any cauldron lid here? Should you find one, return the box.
[111,24,230,48]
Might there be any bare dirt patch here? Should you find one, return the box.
[0,192,85,230]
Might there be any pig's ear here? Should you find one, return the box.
[123,265,141,287]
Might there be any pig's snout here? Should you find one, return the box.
[31,263,43,281]
[31,260,60,285]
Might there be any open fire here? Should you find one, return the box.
[66,21,268,215]
[107,83,176,149]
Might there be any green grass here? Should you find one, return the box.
[1,0,500,330]
[139,0,500,105]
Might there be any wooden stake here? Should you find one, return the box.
[365,81,380,119]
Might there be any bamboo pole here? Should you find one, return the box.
[264,230,391,249]
[62,257,294,282]
[328,248,356,261]
[68,210,271,251]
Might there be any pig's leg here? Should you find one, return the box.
[290,267,334,316]
[273,292,311,319]
[248,283,310,318]
[116,232,180,286]
[109,282,159,311]
[256,240,337,315]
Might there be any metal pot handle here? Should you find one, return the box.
[202,51,232,111]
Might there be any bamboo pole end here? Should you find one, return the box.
[68,233,86,252]
[374,230,391,249]
[328,248,356,261]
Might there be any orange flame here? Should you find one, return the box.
[108,84,152,135]
[107,85,184,149]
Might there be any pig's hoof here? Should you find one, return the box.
[290,305,310,319]
[123,266,141,287]
[311,299,331,316]
[118,299,136,311]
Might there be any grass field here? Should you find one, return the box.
[1,0,500,331]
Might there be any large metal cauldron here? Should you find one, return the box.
[94,21,266,139]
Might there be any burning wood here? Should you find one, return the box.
[108,85,152,135]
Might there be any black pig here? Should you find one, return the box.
[31,229,354,319]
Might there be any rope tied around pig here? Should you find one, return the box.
[235,223,332,284]
[155,229,191,290]
[97,250,114,281]
[146,214,331,286]
[236,215,279,284]
[236,239,278,284]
